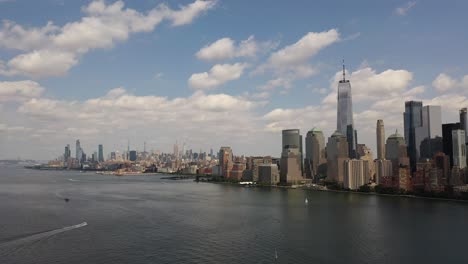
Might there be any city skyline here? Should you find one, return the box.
[1,0,468,159]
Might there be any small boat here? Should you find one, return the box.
[275,248,278,261]
[305,198,308,205]
[64,198,70,202]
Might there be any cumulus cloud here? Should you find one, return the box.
[0,80,45,101]
[0,0,216,78]
[256,29,340,91]
[195,35,275,61]
[188,63,249,89]
[395,1,417,16]
[323,67,413,104]
[432,73,468,92]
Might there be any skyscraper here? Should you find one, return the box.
[282,129,303,174]
[280,147,303,184]
[344,159,370,190]
[346,124,357,159]
[386,130,409,176]
[404,101,423,171]
[64,144,71,166]
[75,139,83,164]
[452,129,466,169]
[442,123,461,166]
[326,131,349,184]
[219,147,233,178]
[460,108,468,142]
[98,144,104,162]
[305,128,326,180]
[415,105,442,160]
[337,62,354,136]
[376,120,385,160]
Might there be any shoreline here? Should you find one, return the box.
[205,181,468,204]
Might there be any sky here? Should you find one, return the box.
[1,0,468,160]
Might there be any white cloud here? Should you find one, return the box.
[0,0,216,78]
[195,35,275,61]
[0,80,45,101]
[256,29,340,91]
[432,73,467,92]
[325,67,413,103]
[188,63,249,89]
[395,1,417,16]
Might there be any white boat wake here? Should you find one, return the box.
[0,222,88,253]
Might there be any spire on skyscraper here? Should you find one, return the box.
[342,59,346,81]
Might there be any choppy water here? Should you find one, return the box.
[0,165,467,264]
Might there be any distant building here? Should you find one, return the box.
[219,147,233,178]
[230,159,246,180]
[386,130,409,176]
[404,101,423,171]
[452,130,466,169]
[245,156,272,181]
[326,131,349,184]
[376,120,385,160]
[76,139,83,164]
[433,152,450,181]
[305,128,326,180]
[258,164,280,185]
[282,129,303,174]
[344,159,370,190]
[280,147,303,184]
[415,105,442,161]
[442,123,461,166]
[374,159,393,185]
[460,108,468,142]
[346,124,357,159]
[64,144,71,166]
[420,137,443,160]
[98,144,104,162]
[337,62,354,137]
[129,150,137,161]
[110,152,116,160]
[357,144,375,180]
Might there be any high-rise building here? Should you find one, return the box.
[98,144,104,162]
[326,131,349,184]
[452,130,466,169]
[110,152,116,160]
[280,147,303,184]
[404,101,423,171]
[337,62,354,137]
[442,123,461,166]
[374,159,393,185]
[258,164,280,185]
[376,120,385,160]
[282,129,303,174]
[344,159,370,190]
[460,108,468,142]
[386,130,409,176]
[357,144,375,181]
[129,150,137,161]
[64,144,71,165]
[219,147,233,178]
[415,105,442,160]
[305,128,326,180]
[346,124,357,159]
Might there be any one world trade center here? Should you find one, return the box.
[336,62,356,158]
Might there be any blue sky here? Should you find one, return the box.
[0,0,468,159]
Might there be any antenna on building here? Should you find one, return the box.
[342,59,346,81]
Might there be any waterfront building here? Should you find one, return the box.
[64,144,71,166]
[305,128,326,180]
[461,108,468,142]
[98,144,104,162]
[376,120,385,160]
[452,130,466,169]
[386,130,409,175]
[374,159,393,185]
[110,152,116,160]
[326,131,349,184]
[245,156,272,181]
[442,123,461,166]
[415,105,442,160]
[76,139,82,164]
[344,159,370,190]
[219,147,233,178]
[280,147,303,184]
[420,137,443,160]
[282,129,303,174]
[258,164,280,185]
[129,150,137,161]
[357,144,375,181]
[346,124,357,159]
[337,62,354,137]
[404,101,423,171]
[230,159,246,180]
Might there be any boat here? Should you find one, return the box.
[275,248,278,261]
[305,198,308,205]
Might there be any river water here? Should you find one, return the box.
[0,165,467,263]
